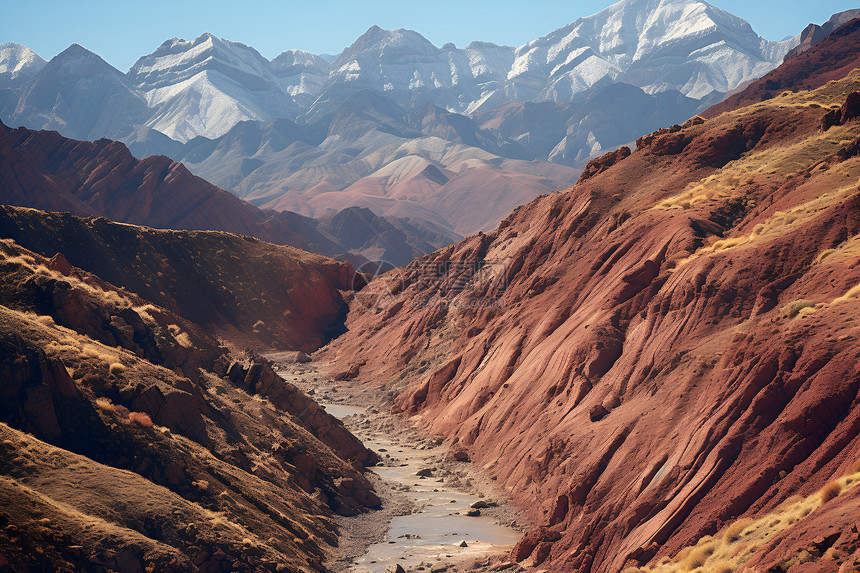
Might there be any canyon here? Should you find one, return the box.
[2,3,860,573]
[0,224,379,571]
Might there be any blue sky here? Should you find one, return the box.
[3,1,857,71]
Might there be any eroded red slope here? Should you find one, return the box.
[0,206,360,352]
[320,62,860,571]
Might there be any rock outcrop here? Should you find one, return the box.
[784,9,860,59]
[821,91,860,131]
[578,146,631,183]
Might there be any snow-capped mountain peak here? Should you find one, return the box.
[48,43,122,75]
[7,42,147,141]
[1,1,801,146]
[271,49,331,102]
[334,26,441,70]
[0,43,46,83]
[128,33,275,91]
[129,33,296,142]
[510,0,796,99]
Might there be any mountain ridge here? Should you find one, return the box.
[0,1,810,241]
[0,118,458,266]
[1,0,799,144]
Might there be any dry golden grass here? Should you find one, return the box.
[722,518,754,543]
[831,283,860,306]
[780,299,815,319]
[654,120,859,212]
[174,331,192,348]
[167,324,192,348]
[3,244,139,314]
[820,480,843,504]
[682,542,717,570]
[796,306,818,319]
[655,74,860,277]
[815,249,836,264]
[94,397,114,411]
[3,254,38,269]
[673,178,860,270]
[128,412,154,427]
[640,468,860,573]
[131,304,159,325]
[34,315,56,326]
[108,363,126,375]
[81,343,118,363]
[775,495,804,511]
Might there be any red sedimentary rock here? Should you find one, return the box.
[321,38,860,572]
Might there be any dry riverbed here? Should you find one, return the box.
[268,356,533,573]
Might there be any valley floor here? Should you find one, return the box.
[268,357,532,573]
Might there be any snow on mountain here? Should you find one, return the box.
[9,44,148,141]
[320,0,796,114]
[509,0,797,100]
[324,26,515,115]
[129,33,297,141]
[1,0,802,156]
[0,43,46,88]
[270,49,331,107]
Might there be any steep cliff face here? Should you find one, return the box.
[320,48,860,571]
[783,9,860,59]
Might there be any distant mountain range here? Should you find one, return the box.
[1,0,795,140]
[0,118,459,267]
[0,0,803,238]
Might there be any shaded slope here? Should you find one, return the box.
[0,206,361,352]
[0,119,338,251]
[9,44,148,141]
[475,82,713,165]
[319,57,860,571]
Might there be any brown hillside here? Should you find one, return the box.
[320,64,860,571]
[0,120,463,266]
[0,239,379,571]
[0,120,336,251]
[0,206,362,352]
